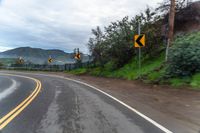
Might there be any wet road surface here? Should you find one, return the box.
[0,72,171,133]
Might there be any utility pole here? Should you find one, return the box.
[166,0,176,61]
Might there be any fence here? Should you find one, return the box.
[2,62,91,71]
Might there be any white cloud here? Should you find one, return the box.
[0,45,13,52]
[0,0,162,53]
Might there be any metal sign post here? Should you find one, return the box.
[134,23,145,79]
[138,22,141,79]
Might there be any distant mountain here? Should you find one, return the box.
[0,47,89,64]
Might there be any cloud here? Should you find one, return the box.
[0,0,161,53]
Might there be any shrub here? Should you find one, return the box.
[104,61,116,71]
[167,32,200,77]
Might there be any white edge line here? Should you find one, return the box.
[0,71,173,133]
[63,77,173,133]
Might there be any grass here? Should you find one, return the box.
[68,55,200,90]
[147,68,165,81]
[111,53,165,80]
[169,77,191,87]
[190,73,200,89]
[167,74,200,90]
[66,68,87,75]
[68,53,165,81]
[166,73,200,89]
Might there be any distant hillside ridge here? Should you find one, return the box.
[0,47,89,64]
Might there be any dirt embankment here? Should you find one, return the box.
[162,1,200,36]
[175,1,200,33]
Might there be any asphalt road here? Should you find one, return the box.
[0,72,172,133]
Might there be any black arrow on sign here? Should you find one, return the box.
[48,58,52,63]
[136,35,144,47]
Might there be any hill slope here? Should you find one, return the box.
[0,47,89,64]
[69,31,200,89]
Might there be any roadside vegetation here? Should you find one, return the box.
[0,58,17,66]
[68,31,200,89]
[67,0,200,90]
[166,31,200,89]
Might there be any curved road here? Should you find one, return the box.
[0,72,172,133]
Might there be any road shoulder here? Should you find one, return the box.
[57,73,200,133]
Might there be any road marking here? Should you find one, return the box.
[62,77,173,133]
[0,73,42,130]
[0,72,173,133]
[0,79,18,101]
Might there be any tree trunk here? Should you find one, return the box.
[165,0,176,61]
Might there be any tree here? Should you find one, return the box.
[103,16,135,68]
[87,4,175,69]
[88,26,107,67]
[141,7,163,57]
[87,7,165,69]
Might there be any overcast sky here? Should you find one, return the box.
[0,0,163,53]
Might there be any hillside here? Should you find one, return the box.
[175,1,200,33]
[0,47,89,65]
[162,1,200,35]
[69,31,200,89]
[67,1,200,89]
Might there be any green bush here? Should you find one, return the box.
[104,61,116,71]
[167,32,200,77]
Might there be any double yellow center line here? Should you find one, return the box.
[0,74,42,130]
